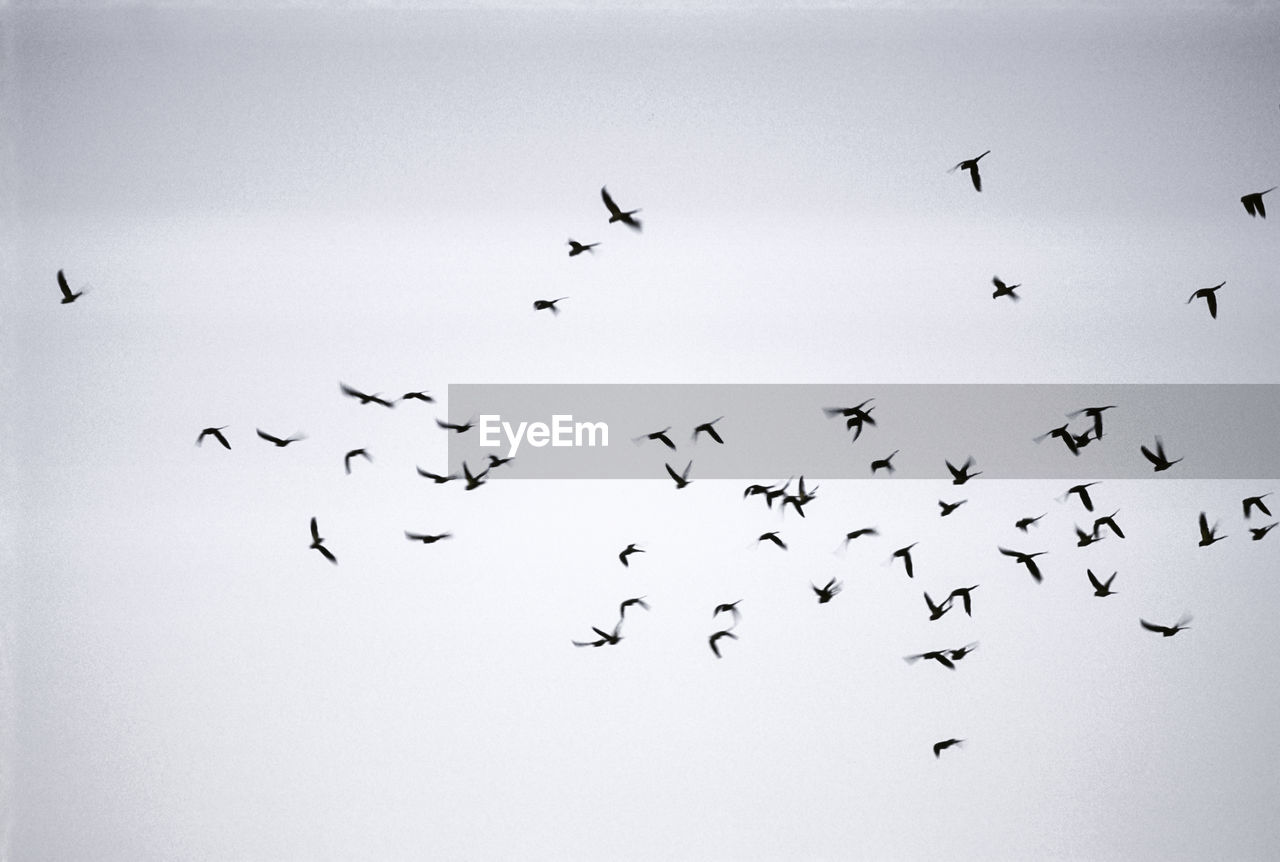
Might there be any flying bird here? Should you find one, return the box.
[196,426,231,450]
[487,454,514,469]
[713,601,742,627]
[693,417,725,444]
[1035,423,1081,456]
[665,461,693,489]
[1016,514,1046,532]
[892,543,918,578]
[948,642,979,662]
[462,461,489,490]
[400,390,435,403]
[1087,569,1118,597]
[946,457,982,484]
[619,543,645,567]
[1140,437,1182,472]
[998,547,1046,582]
[1140,615,1191,637]
[709,630,738,659]
[1196,512,1226,547]
[340,382,395,408]
[871,450,899,475]
[938,499,967,517]
[601,186,642,231]
[947,585,978,617]
[344,448,372,474]
[950,150,990,192]
[933,739,964,758]
[257,429,305,447]
[567,239,599,256]
[991,276,1020,301]
[436,418,475,433]
[1243,494,1272,519]
[1067,405,1116,440]
[619,597,650,618]
[309,517,337,565]
[533,297,568,315]
[757,531,787,550]
[1186,282,1224,319]
[636,427,677,450]
[56,269,83,304]
[905,650,956,670]
[404,531,452,544]
[841,527,879,547]
[923,591,952,621]
[1075,525,1105,547]
[1063,482,1099,512]
[573,621,623,648]
[1241,187,1275,218]
[1250,523,1277,541]
[1093,511,1125,539]
[416,467,458,484]
[812,577,843,604]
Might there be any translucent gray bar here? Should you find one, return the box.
[444,384,1280,480]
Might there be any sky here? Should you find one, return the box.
[4,3,1280,860]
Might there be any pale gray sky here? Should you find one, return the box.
[4,4,1280,860]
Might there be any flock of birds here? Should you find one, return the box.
[57,158,1275,761]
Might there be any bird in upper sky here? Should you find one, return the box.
[309,517,337,565]
[573,621,623,648]
[533,297,567,315]
[567,239,599,256]
[713,601,742,627]
[636,427,677,450]
[196,426,231,450]
[1063,482,1099,512]
[1243,494,1272,519]
[619,543,645,567]
[1087,569,1118,597]
[601,186,642,231]
[946,457,982,484]
[812,577,843,604]
[1186,282,1224,319]
[933,739,964,759]
[56,269,84,304]
[757,531,787,550]
[939,499,967,517]
[1141,437,1182,472]
[1196,512,1226,547]
[436,418,475,434]
[257,429,306,447]
[462,462,489,490]
[871,450,899,475]
[1067,405,1116,440]
[999,547,1047,582]
[950,150,991,191]
[1250,523,1277,541]
[619,597,650,619]
[991,275,1020,301]
[340,382,395,408]
[1140,615,1192,637]
[709,630,738,659]
[1016,514,1046,532]
[892,543,918,578]
[947,585,978,617]
[665,461,693,489]
[1035,423,1081,456]
[923,591,952,621]
[693,417,725,444]
[1241,187,1275,218]
[416,467,458,484]
[400,390,435,404]
[344,448,372,474]
[905,650,956,670]
[404,531,452,544]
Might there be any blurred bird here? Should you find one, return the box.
[1140,615,1191,637]
[1196,512,1226,547]
[1141,437,1182,472]
[991,275,1020,301]
[344,448,372,474]
[1075,525,1105,547]
[619,597,650,618]
[947,585,978,617]
[196,426,231,450]
[871,450,899,475]
[999,547,1046,582]
[309,517,337,565]
[619,543,645,567]
[636,427,677,450]
[257,429,305,447]
[436,418,475,433]
[709,630,738,658]
[567,239,599,256]
[1016,514,1046,532]
[1035,424,1080,456]
[1087,569,1118,597]
[924,591,952,621]
[713,601,742,627]
[841,527,879,547]
[1243,493,1272,519]
[573,621,623,648]
[757,531,787,550]
[56,269,83,304]
[404,531,451,544]
[1067,405,1116,440]
[950,150,991,191]
[949,642,979,662]
[462,462,489,490]
[340,382,395,408]
[946,457,982,484]
[533,297,567,315]
[665,461,693,489]
[812,577,843,603]
[892,543,918,578]
[905,650,956,670]
[487,454,513,469]
[933,739,964,758]
[1250,523,1277,541]
[400,390,435,403]
[601,186,642,230]
[1186,282,1224,319]
[1063,482,1099,512]
[693,417,725,444]
[416,467,458,484]
[1093,511,1125,539]
[1241,187,1275,218]
[939,499,967,517]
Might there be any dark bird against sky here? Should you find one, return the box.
[951,150,990,191]
[601,186,642,231]
[196,426,230,450]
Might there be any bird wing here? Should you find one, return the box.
[601,186,622,217]
[257,429,284,444]
[316,544,337,565]
[992,276,1006,290]
[57,270,73,299]
[1198,512,1211,541]
[1139,619,1165,633]
[339,382,368,400]
[1087,569,1104,591]
[969,165,982,191]
[212,429,230,449]
[707,426,724,444]
[1259,197,1268,218]
[664,462,683,483]
[1140,444,1160,466]
[1205,292,1218,319]
[1025,558,1042,581]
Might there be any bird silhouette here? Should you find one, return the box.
[823,399,875,420]
[1250,523,1277,541]
[619,543,645,567]
[1016,514,1046,532]
[1196,512,1226,547]
[400,390,435,404]
[939,499,967,517]
[709,630,738,658]
[950,150,990,191]
[462,462,489,490]
[812,577,843,603]
[665,461,693,489]
[487,454,513,469]
[933,739,964,758]
[1075,525,1105,547]
[344,448,372,474]
[1087,569,1117,597]
[1035,423,1080,456]
[923,591,952,621]
[946,457,982,484]
[948,642,979,662]
[999,547,1046,582]
[340,382,395,408]
[1186,282,1224,319]
[309,517,337,565]
[415,467,458,484]
[743,483,775,499]
[196,426,231,450]
[905,650,956,670]
[56,269,83,304]
[1140,615,1191,637]
[567,239,599,256]
[1063,482,1099,512]
[1241,187,1275,218]
[1067,406,1116,440]
[601,186,642,231]
[871,450,899,475]
[533,297,568,315]
[404,531,452,544]
[757,531,787,550]
[947,585,978,617]
[1140,437,1182,472]
[1243,494,1272,519]
[619,597,650,619]
[636,427,676,450]
[892,543,918,578]
[436,418,475,434]
[841,527,879,547]
[257,429,305,447]
[713,601,742,627]
[1093,511,1125,539]
[693,417,725,444]
[573,621,623,648]
[992,276,1020,301]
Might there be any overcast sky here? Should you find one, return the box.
[4,3,1280,860]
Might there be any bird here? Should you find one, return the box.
[947,585,978,617]
[845,408,877,442]
[1196,512,1226,547]
[946,457,982,484]
[743,483,775,499]
[709,630,738,659]
[400,390,435,403]
[933,739,964,759]
[487,454,513,469]
[1186,282,1224,319]
[1016,514,1045,532]
[923,591,952,621]
[1087,569,1118,597]
[1093,511,1125,539]
[665,461,693,489]
[619,597,650,619]
[1063,482,1099,512]
[812,577,843,604]
[950,150,990,191]
[257,429,305,447]
[948,642,979,662]
[344,448,372,474]
[533,297,567,315]
[992,276,1020,301]
[415,467,458,484]
[340,382,395,408]
[573,622,623,648]
[1075,525,1105,547]
[404,531,452,544]
[713,601,742,627]
[436,418,475,433]
[636,427,676,450]
[757,531,787,550]
[1250,523,1277,541]
[1067,406,1116,440]
[1241,187,1275,218]
[905,650,955,670]
[1243,494,1273,519]
[871,450,899,475]
[309,517,337,565]
[1035,424,1080,456]
[567,239,599,256]
[693,417,725,444]
[196,426,231,450]
[1140,437,1182,472]
[619,543,645,567]
[56,269,83,304]
[462,462,489,490]
[892,543,918,578]
[939,499,967,517]
[998,547,1046,582]
[601,186,642,231]
[841,527,879,547]
[1140,615,1192,637]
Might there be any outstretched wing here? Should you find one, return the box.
[969,165,982,192]
[601,186,622,218]
[57,269,73,299]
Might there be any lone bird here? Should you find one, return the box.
[619,543,645,567]
[757,531,787,550]
[905,650,956,670]
[1241,187,1275,218]
[1063,482,1099,512]
[1186,282,1224,319]
[196,426,231,450]
[665,461,693,489]
[871,450,899,475]
[709,629,738,659]
[1140,437,1182,472]
[933,739,964,758]
[841,527,879,547]
[405,531,451,544]
[1196,512,1227,547]
[340,382,395,408]
[939,499,967,517]
[436,418,475,434]
[56,270,84,304]
[950,150,991,192]
[309,517,337,565]
[892,543,918,579]
[400,390,435,403]
[601,186,642,231]
[999,547,1047,582]
[1243,493,1272,519]
[812,577,843,604]
[344,448,372,474]
[1140,615,1191,637]
[533,297,567,315]
[1087,569,1118,597]
[567,239,599,256]
[693,417,725,444]
[257,429,305,447]
[991,276,1020,301]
